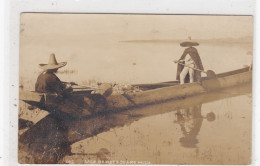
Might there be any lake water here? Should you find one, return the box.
[19,42,252,89]
[63,84,252,165]
[18,83,252,164]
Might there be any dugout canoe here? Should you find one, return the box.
[106,67,252,110]
[19,67,252,117]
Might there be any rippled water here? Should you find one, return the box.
[18,84,252,164]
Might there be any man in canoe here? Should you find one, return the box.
[34,54,90,117]
[35,53,72,96]
[175,41,204,84]
[35,53,107,117]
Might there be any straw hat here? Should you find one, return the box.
[180,41,199,47]
[39,53,67,70]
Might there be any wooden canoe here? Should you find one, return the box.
[19,67,252,117]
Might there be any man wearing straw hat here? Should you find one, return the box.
[35,53,94,117]
[175,41,204,84]
[35,53,71,96]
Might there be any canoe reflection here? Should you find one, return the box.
[175,104,216,148]
[19,114,71,164]
[18,84,251,164]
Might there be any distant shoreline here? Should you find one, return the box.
[120,37,252,44]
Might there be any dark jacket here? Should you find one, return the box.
[176,47,204,83]
[35,72,65,95]
[35,72,87,117]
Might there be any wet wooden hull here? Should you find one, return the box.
[20,67,252,116]
[106,68,252,110]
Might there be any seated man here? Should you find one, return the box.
[176,42,204,84]
[35,53,92,117]
[35,53,71,96]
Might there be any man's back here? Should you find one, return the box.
[35,72,65,94]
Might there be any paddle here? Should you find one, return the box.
[62,81,94,89]
[62,81,113,97]
[173,60,216,78]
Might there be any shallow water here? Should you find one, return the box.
[18,84,252,164]
[19,42,252,89]
[63,84,252,165]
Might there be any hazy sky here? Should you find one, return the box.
[21,14,252,40]
[20,14,253,86]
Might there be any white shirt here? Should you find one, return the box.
[184,53,194,65]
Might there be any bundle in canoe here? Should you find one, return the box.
[20,67,252,117]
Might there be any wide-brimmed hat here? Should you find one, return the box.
[180,41,199,47]
[39,53,67,70]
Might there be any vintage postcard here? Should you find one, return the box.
[18,14,253,164]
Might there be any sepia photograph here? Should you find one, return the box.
[18,13,253,164]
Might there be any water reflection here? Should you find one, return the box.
[175,104,216,148]
[19,114,71,164]
[19,84,251,164]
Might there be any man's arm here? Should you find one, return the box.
[46,74,67,95]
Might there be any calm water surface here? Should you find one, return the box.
[20,43,252,89]
[63,84,252,165]
[19,84,251,164]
